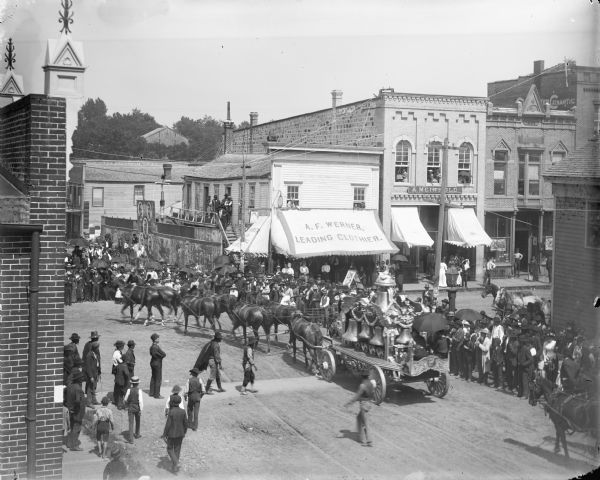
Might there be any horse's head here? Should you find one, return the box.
[529,375,554,406]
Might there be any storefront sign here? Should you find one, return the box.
[405,186,463,195]
[342,269,357,286]
[490,238,507,252]
[545,236,553,251]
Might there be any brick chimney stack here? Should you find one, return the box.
[533,60,544,91]
[249,112,258,154]
[223,101,234,154]
[331,90,343,108]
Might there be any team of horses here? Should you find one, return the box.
[481,283,551,324]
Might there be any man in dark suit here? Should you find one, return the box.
[162,396,188,473]
[150,333,166,399]
[517,337,534,398]
[114,360,131,409]
[505,333,520,393]
[83,341,101,406]
[65,371,86,451]
[123,340,136,376]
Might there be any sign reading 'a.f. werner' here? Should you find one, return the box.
[404,186,463,194]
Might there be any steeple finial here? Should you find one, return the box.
[4,38,16,71]
[59,0,74,34]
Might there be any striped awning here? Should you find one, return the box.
[390,207,434,248]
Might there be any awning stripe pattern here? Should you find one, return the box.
[225,216,271,256]
[271,209,398,258]
[390,207,434,248]
[445,208,492,248]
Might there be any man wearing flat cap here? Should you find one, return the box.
[65,370,86,451]
[150,333,167,399]
[123,340,136,376]
[83,340,101,406]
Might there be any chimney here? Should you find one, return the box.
[249,112,258,154]
[533,60,544,91]
[223,101,234,154]
[331,90,343,108]
[162,163,172,181]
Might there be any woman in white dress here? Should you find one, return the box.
[438,259,448,288]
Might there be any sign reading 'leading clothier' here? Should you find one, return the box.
[271,209,398,258]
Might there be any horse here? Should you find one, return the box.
[289,311,324,373]
[261,302,301,343]
[154,286,180,319]
[496,289,542,311]
[530,375,599,458]
[116,281,169,325]
[481,283,501,305]
[213,293,239,321]
[179,295,221,334]
[229,303,266,346]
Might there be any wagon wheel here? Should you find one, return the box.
[425,372,449,398]
[318,349,336,382]
[369,365,387,405]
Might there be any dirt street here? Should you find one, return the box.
[62,287,599,480]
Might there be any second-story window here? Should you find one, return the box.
[353,186,366,209]
[248,183,256,209]
[92,187,104,207]
[427,141,442,184]
[286,185,299,208]
[395,140,411,183]
[493,150,508,195]
[133,185,145,205]
[518,150,541,196]
[458,143,473,185]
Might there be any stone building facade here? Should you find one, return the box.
[0,94,67,479]
[485,85,576,277]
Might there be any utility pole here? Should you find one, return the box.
[433,138,458,285]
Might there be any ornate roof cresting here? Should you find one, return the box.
[4,38,15,70]
[59,0,74,34]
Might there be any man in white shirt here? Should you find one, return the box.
[513,250,524,278]
[491,316,504,344]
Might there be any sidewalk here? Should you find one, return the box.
[401,275,552,294]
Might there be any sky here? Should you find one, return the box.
[0,0,597,127]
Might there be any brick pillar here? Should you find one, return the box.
[0,94,66,479]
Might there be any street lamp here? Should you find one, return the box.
[445,265,460,313]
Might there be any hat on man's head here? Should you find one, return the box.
[151,333,160,341]
[127,340,136,347]
[481,328,490,335]
[461,320,470,327]
[171,385,182,393]
[189,367,200,376]
[130,376,140,384]
[214,332,223,341]
[90,331,100,340]
[493,316,501,323]
[424,284,430,289]
[69,333,80,341]
[114,340,125,348]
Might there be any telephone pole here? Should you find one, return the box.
[433,138,458,285]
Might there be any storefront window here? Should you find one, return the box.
[518,150,542,197]
[92,187,104,207]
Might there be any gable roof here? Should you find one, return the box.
[522,84,544,114]
[70,160,196,184]
[186,154,271,180]
[544,140,600,180]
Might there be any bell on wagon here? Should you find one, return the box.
[358,320,372,341]
[342,317,358,343]
[369,325,384,347]
[395,327,413,345]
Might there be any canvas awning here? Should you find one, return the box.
[270,209,397,258]
[225,216,271,256]
[390,207,434,248]
[445,208,492,248]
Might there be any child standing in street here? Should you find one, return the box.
[93,396,114,459]
[240,334,258,395]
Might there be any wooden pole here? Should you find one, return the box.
[433,138,449,286]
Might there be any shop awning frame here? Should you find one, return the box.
[390,207,434,248]
[445,208,492,248]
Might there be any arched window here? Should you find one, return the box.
[458,143,473,185]
[427,141,442,184]
[395,140,411,183]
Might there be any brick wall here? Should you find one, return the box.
[0,94,66,479]
[230,98,381,153]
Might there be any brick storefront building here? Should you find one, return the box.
[0,94,66,478]
[485,85,576,277]
[544,139,600,336]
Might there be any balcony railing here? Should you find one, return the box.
[168,206,218,225]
